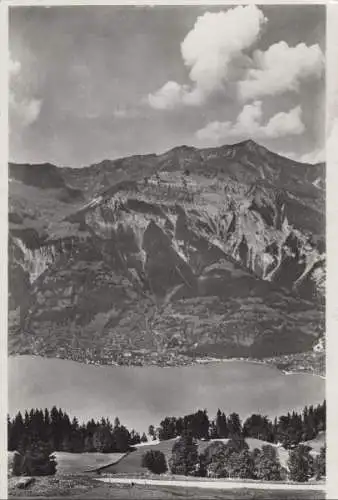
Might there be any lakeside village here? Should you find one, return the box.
[24,342,325,376]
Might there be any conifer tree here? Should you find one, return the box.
[215,410,228,438]
[140,432,148,443]
[9,412,25,451]
[227,413,242,440]
[148,425,156,441]
[93,425,112,453]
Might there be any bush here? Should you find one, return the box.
[13,442,57,477]
[141,450,167,474]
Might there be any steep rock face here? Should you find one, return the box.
[11,237,60,284]
[8,140,325,364]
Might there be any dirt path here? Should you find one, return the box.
[97,476,325,492]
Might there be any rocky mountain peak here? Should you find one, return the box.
[8,141,325,367]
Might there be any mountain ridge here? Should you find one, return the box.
[9,139,325,170]
[8,140,325,369]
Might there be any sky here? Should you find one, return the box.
[9,4,326,167]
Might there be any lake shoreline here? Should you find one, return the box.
[9,352,325,379]
[9,354,325,431]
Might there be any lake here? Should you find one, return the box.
[8,355,325,433]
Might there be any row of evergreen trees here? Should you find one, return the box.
[142,433,326,482]
[8,400,325,456]
[153,401,326,449]
[8,407,148,455]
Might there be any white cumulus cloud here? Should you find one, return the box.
[9,55,21,77]
[263,106,305,138]
[9,53,42,128]
[279,148,325,164]
[196,101,305,146]
[148,5,267,110]
[239,41,324,101]
[10,94,42,128]
[181,5,267,94]
[294,118,337,164]
[147,81,203,110]
[299,148,325,164]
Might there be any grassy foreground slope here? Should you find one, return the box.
[8,451,125,476]
[8,435,325,499]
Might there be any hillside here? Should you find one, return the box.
[8,450,125,476]
[100,437,291,476]
[98,433,325,477]
[8,140,325,369]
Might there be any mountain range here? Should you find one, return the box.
[8,140,325,368]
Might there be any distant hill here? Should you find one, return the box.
[8,140,325,367]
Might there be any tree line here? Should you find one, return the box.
[151,400,325,449]
[8,401,325,455]
[8,401,326,481]
[8,407,148,455]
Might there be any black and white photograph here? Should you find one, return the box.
[6,2,328,498]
